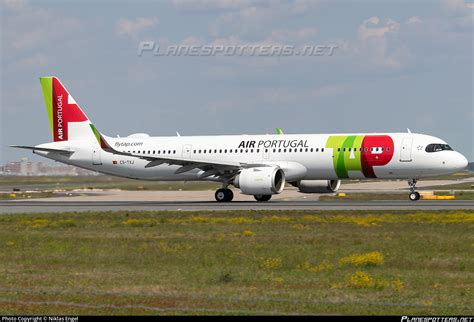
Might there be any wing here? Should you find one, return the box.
[89,124,266,178]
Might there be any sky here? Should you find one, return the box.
[1,0,473,164]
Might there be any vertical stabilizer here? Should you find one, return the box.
[39,76,93,141]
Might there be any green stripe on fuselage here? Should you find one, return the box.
[326,135,364,178]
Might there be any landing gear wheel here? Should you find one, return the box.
[407,179,420,201]
[254,194,272,202]
[215,188,234,202]
[409,192,420,201]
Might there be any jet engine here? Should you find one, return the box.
[234,167,285,195]
[292,180,341,193]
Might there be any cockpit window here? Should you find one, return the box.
[425,144,453,153]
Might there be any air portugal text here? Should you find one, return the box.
[238,139,309,149]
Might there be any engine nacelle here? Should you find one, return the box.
[294,180,341,193]
[234,167,285,195]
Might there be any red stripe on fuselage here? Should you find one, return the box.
[361,135,394,178]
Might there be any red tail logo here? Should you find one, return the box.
[52,78,88,141]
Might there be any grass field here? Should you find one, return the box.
[0,210,473,315]
[0,192,56,200]
[320,191,474,201]
[422,182,474,191]
[0,176,220,191]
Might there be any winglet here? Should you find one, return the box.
[90,124,113,152]
[275,127,284,135]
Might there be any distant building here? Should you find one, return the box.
[1,158,100,176]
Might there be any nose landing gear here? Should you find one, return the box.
[408,179,420,201]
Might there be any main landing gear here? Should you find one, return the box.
[214,189,272,202]
[215,188,234,202]
[408,179,421,201]
[254,195,272,202]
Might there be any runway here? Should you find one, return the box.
[1,200,473,213]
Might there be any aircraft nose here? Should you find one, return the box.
[455,152,468,170]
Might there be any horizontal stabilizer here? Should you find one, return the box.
[10,145,74,154]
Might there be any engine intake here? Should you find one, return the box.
[294,180,341,193]
[234,167,285,195]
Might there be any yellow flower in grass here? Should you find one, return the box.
[298,260,333,273]
[262,257,283,270]
[391,279,405,292]
[348,271,375,289]
[242,230,254,237]
[339,251,384,267]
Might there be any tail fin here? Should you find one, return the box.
[40,76,93,142]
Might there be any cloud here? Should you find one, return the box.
[353,16,405,69]
[208,1,324,39]
[1,0,82,58]
[255,84,350,105]
[116,17,159,38]
[441,0,474,31]
[358,16,400,41]
[1,0,27,10]
[406,16,422,25]
[172,0,253,10]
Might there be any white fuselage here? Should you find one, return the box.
[34,132,468,182]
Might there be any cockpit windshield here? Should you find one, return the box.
[425,144,453,153]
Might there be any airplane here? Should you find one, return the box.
[11,76,469,202]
